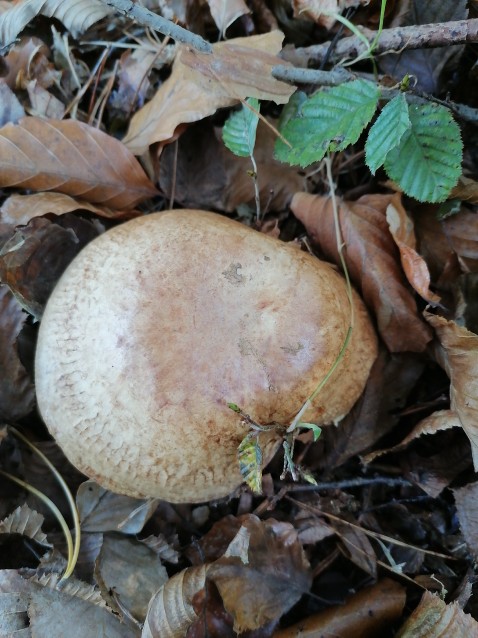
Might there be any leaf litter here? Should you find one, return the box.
[1,0,478,635]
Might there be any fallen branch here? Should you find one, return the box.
[100,0,212,53]
[283,18,478,67]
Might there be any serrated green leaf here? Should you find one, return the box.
[384,103,463,203]
[222,98,260,158]
[365,93,411,174]
[237,433,263,495]
[275,79,380,167]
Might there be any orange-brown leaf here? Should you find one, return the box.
[425,313,478,470]
[291,191,432,352]
[0,116,158,209]
[122,31,294,155]
[274,578,406,638]
[0,285,34,420]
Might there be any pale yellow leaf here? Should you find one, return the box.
[206,0,250,35]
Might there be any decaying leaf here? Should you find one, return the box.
[0,0,114,48]
[274,578,406,637]
[0,285,34,420]
[396,590,478,637]
[364,409,462,464]
[206,0,250,35]
[291,191,432,352]
[77,480,157,534]
[453,481,478,561]
[0,215,100,319]
[95,535,168,622]
[122,31,295,155]
[0,117,158,209]
[292,0,369,30]
[208,515,311,633]
[334,524,377,578]
[0,192,137,226]
[142,564,210,638]
[386,198,441,304]
[425,313,478,470]
[0,503,51,547]
[0,83,25,127]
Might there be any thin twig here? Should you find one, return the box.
[275,476,414,492]
[99,0,212,53]
[283,18,478,67]
[272,65,354,86]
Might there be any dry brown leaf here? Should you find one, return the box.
[274,577,406,638]
[0,285,34,420]
[386,198,441,304]
[208,515,311,633]
[0,0,113,48]
[451,176,478,203]
[291,191,432,352]
[122,31,295,155]
[159,121,304,213]
[292,0,367,29]
[335,524,377,578]
[0,83,25,127]
[0,215,100,319]
[206,0,250,35]
[0,503,51,547]
[25,79,66,119]
[364,409,462,463]
[425,313,478,469]
[453,481,478,561]
[0,192,137,225]
[142,564,210,638]
[415,206,478,280]
[396,590,478,638]
[0,117,158,209]
[3,36,60,90]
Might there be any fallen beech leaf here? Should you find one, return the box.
[396,590,478,637]
[142,564,210,638]
[274,578,406,638]
[0,117,158,209]
[453,481,478,560]
[0,83,25,126]
[0,503,51,547]
[159,121,304,213]
[25,79,66,119]
[0,215,100,319]
[206,0,250,35]
[364,409,462,463]
[425,313,478,469]
[0,192,137,226]
[293,0,368,30]
[386,198,441,304]
[451,175,478,203]
[2,36,60,90]
[0,0,113,48]
[291,191,432,352]
[208,515,311,633]
[0,285,34,420]
[95,535,168,621]
[123,31,294,155]
[335,525,377,578]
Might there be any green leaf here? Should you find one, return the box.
[275,79,380,167]
[365,93,411,174]
[222,98,260,158]
[237,433,263,495]
[228,402,241,413]
[297,423,322,441]
[383,103,463,203]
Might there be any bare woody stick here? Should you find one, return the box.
[284,18,478,66]
[100,0,212,53]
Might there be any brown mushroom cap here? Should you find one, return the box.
[35,210,377,503]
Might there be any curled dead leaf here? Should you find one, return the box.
[291,191,432,352]
[123,31,295,155]
[425,313,478,469]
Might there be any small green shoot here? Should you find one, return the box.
[222,97,261,221]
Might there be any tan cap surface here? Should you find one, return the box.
[35,210,377,502]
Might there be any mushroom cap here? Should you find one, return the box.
[35,210,377,503]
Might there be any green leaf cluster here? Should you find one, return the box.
[222,97,260,158]
[274,80,463,203]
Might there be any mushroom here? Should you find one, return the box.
[35,210,377,503]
